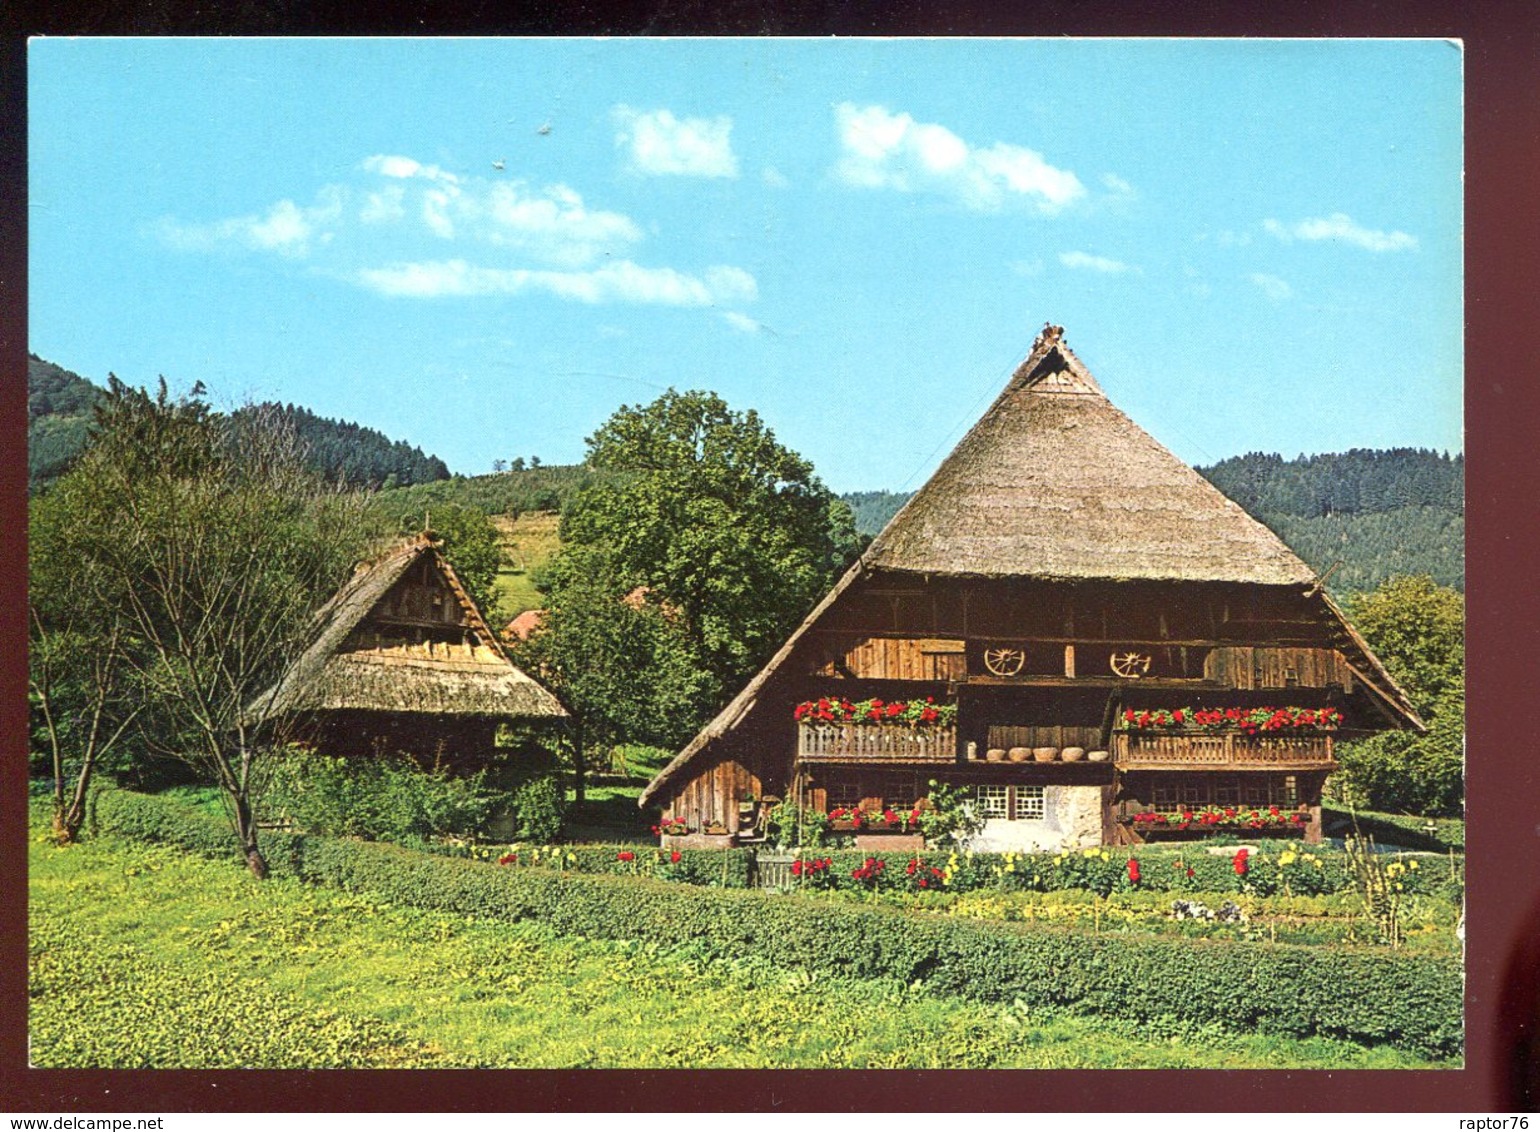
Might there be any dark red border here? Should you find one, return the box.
[5,0,1537,1113]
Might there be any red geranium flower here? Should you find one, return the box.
[670,850,682,863]
[617,850,635,863]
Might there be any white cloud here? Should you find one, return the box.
[354,258,757,306]
[152,188,344,258]
[722,311,762,333]
[1248,272,1293,301]
[362,154,459,184]
[614,106,739,178]
[761,166,790,189]
[1263,213,1418,252]
[1102,173,1136,198]
[1010,258,1045,277]
[1059,250,1136,274]
[154,154,752,310]
[360,184,406,224]
[833,103,1085,213]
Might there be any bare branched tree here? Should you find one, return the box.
[42,380,377,876]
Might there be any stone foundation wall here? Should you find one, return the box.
[969,784,1107,852]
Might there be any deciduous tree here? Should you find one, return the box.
[47,379,375,876]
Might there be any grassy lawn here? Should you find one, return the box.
[28,831,1454,1069]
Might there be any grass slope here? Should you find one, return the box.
[491,511,561,617]
[29,832,1451,1069]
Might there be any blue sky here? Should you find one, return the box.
[28,38,1463,493]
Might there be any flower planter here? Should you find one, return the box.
[1008,746,1031,762]
[1032,746,1058,762]
[986,748,1006,763]
[854,829,925,851]
[1061,746,1085,762]
[1133,823,1308,842]
[662,831,737,850]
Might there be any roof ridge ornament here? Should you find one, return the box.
[1035,323,1065,350]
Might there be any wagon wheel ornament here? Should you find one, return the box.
[1109,651,1152,679]
[983,646,1026,677]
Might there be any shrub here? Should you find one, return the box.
[94,789,1463,1057]
[507,775,565,843]
[262,751,498,842]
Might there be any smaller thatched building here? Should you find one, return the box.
[251,532,566,766]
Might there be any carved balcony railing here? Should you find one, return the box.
[1114,731,1334,770]
[797,723,958,763]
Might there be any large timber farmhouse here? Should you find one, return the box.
[640,326,1422,850]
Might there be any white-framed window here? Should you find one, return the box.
[975,785,1010,819]
[1278,775,1299,805]
[1014,785,1046,820]
[974,784,1045,821]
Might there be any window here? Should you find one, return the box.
[1278,775,1299,805]
[1213,779,1241,806]
[879,772,919,811]
[1152,782,1181,807]
[1182,782,1208,806]
[825,778,862,811]
[1244,781,1266,806]
[1015,785,1046,820]
[975,785,1010,819]
[974,785,1044,821]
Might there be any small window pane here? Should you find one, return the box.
[975,785,1010,819]
[1015,785,1046,820]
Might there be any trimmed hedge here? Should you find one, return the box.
[93,789,1463,1057]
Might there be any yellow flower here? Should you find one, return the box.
[1279,852,1297,866]
[1312,859,1323,868]
[1408,860,1420,870]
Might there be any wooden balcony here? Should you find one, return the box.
[1114,731,1334,770]
[797,722,958,763]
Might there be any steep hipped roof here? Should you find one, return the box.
[639,326,1419,807]
[249,534,566,723]
[865,326,1315,585]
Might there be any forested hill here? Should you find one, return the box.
[837,449,1464,594]
[26,356,451,493]
[1198,449,1463,518]
[27,356,101,489]
[238,402,449,490]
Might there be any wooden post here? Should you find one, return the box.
[1064,644,1076,678]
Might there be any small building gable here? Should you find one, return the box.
[249,533,566,741]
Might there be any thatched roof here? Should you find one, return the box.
[865,325,1315,585]
[249,534,566,723]
[639,325,1419,807]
